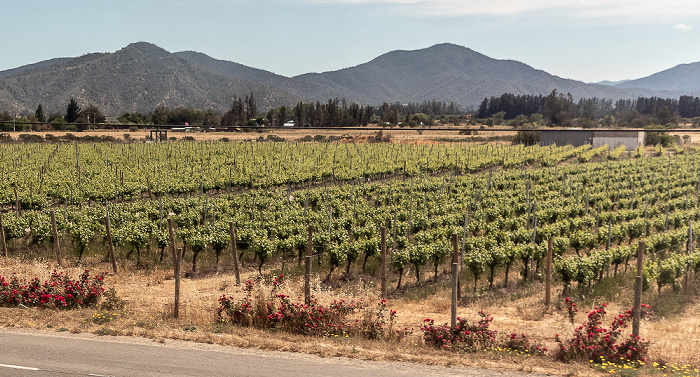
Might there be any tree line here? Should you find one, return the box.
[1,99,108,132]
[234,98,463,128]
[2,94,466,131]
[478,90,700,127]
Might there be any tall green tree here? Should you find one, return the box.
[245,93,257,121]
[35,104,46,122]
[151,106,169,125]
[278,106,288,126]
[65,98,82,123]
[544,89,574,126]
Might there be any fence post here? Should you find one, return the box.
[174,247,182,319]
[689,220,693,254]
[229,221,240,285]
[633,241,645,337]
[459,210,469,300]
[451,233,458,327]
[104,215,118,273]
[167,218,180,318]
[167,218,176,263]
[545,237,553,308]
[50,210,62,267]
[381,226,387,299]
[305,225,313,306]
[0,212,7,257]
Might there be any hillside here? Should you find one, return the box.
[178,43,659,109]
[174,51,350,103]
[287,43,658,108]
[0,42,299,116]
[0,58,71,79]
[615,62,700,94]
[1,42,698,115]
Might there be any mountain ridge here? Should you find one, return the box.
[0,42,698,116]
[0,42,300,115]
[615,62,700,93]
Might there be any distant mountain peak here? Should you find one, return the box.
[118,42,170,56]
[426,42,475,51]
[596,79,631,86]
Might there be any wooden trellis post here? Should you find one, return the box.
[545,238,553,308]
[0,212,7,257]
[104,215,118,273]
[633,241,645,337]
[229,222,240,285]
[167,218,181,319]
[305,225,313,306]
[50,210,62,267]
[451,233,459,327]
[381,226,387,299]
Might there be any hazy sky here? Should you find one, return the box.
[2,0,699,83]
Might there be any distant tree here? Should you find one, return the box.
[201,109,220,126]
[245,93,257,120]
[512,130,540,146]
[47,112,64,123]
[65,98,82,123]
[477,98,489,119]
[491,111,506,126]
[278,106,288,126]
[644,125,675,146]
[118,112,150,124]
[602,114,615,127]
[151,106,169,125]
[315,101,327,125]
[529,113,545,126]
[76,104,105,123]
[411,113,433,127]
[654,105,677,126]
[508,114,529,128]
[678,95,700,118]
[293,102,305,126]
[361,105,374,126]
[221,96,246,127]
[164,107,208,125]
[544,89,574,126]
[35,104,46,122]
[575,118,596,128]
[0,111,11,122]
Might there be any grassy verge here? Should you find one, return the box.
[0,256,698,376]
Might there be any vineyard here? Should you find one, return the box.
[1,139,700,371]
[2,141,699,292]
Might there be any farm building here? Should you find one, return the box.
[540,129,645,149]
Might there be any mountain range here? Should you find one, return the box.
[0,42,698,116]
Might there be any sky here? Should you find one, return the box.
[2,0,700,83]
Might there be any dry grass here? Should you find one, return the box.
[4,127,516,144]
[1,254,699,376]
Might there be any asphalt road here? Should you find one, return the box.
[0,329,545,377]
